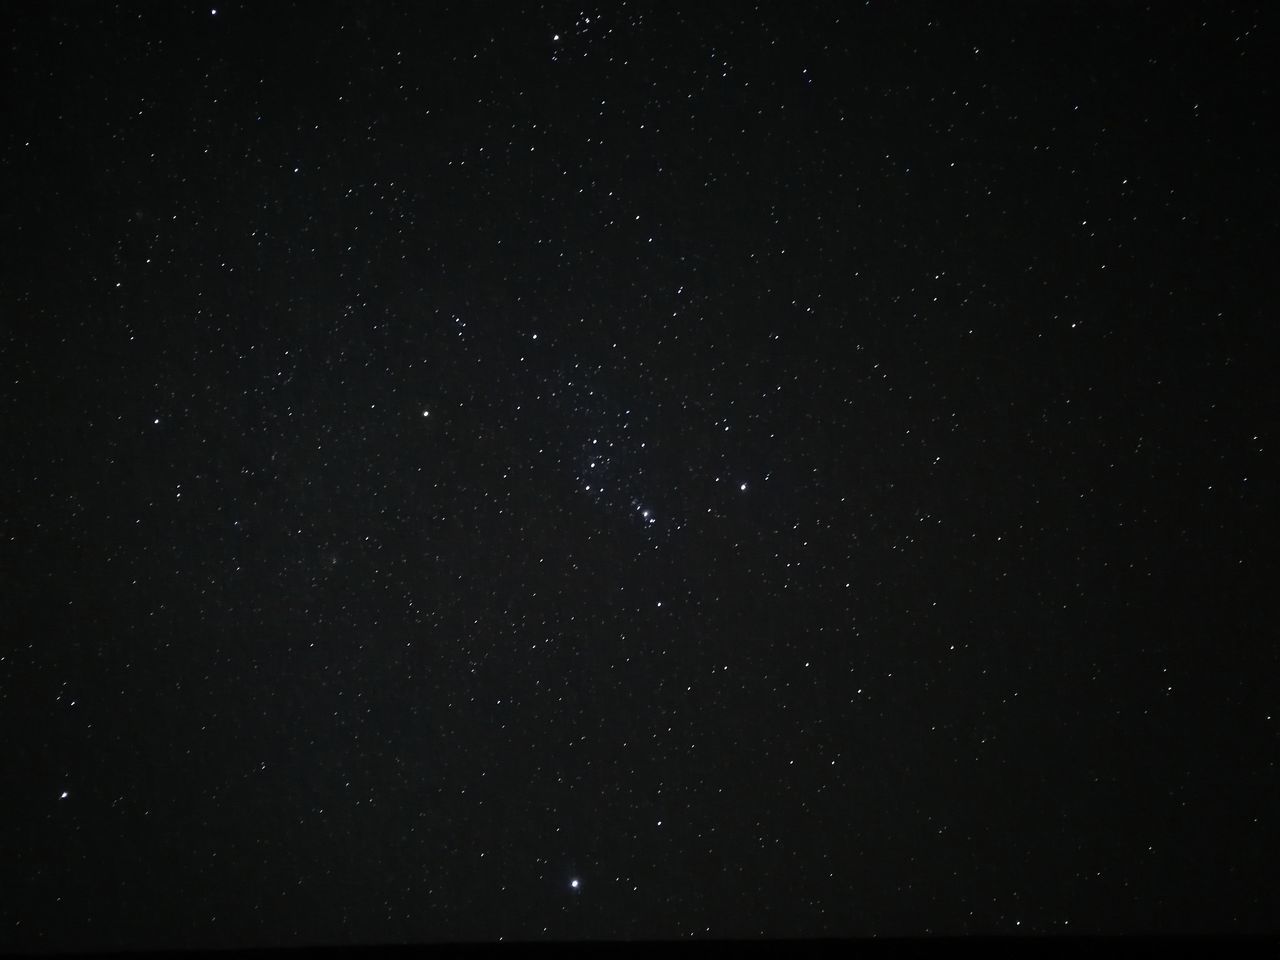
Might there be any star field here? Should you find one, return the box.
[1,0,1277,948]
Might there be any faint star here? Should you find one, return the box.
[60,791,68,799]
[740,483,748,491]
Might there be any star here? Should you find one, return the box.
[570,878,580,889]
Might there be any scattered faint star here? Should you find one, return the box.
[6,5,1266,944]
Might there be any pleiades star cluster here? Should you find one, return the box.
[2,1,1276,948]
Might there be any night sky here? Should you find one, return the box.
[2,1,1277,948]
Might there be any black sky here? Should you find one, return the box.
[2,0,1277,948]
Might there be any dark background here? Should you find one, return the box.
[2,0,1276,948]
